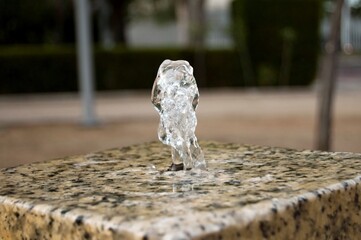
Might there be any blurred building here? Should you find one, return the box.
[127,0,233,48]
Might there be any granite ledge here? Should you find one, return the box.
[1,141,361,239]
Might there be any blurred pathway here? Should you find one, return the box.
[0,55,360,125]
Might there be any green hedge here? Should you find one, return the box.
[232,0,321,86]
[0,45,314,94]
[0,47,77,93]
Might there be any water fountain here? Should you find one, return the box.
[0,61,361,239]
[151,60,206,171]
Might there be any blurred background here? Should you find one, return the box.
[0,0,360,168]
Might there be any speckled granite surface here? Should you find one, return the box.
[1,142,361,239]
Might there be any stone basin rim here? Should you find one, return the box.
[1,175,360,239]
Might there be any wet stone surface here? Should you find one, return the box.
[1,141,361,239]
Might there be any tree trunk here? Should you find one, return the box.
[94,0,115,49]
[191,0,206,86]
[175,0,206,48]
[109,0,130,45]
[190,0,206,48]
[316,0,344,151]
[175,0,206,85]
[175,0,190,46]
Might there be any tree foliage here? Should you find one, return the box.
[0,0,55,44]
[0,0,133,45]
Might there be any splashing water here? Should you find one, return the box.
[151,60,207,170]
